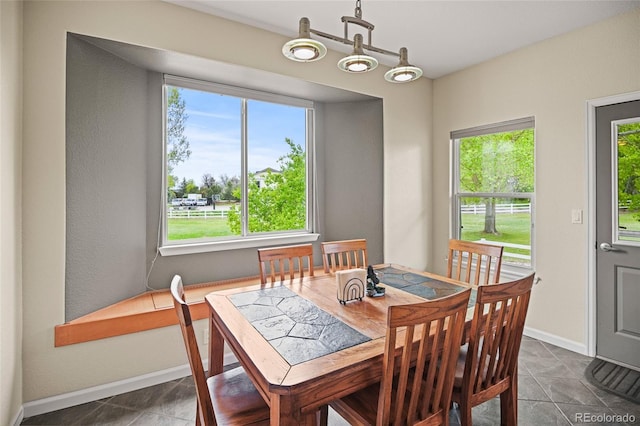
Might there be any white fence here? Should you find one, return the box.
[476,238,531,261]
[462,203,531,214]
[167,209,230,219]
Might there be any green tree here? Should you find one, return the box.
[167,87,191,172]
[201,173,222,200]
[219,175,240,201]
[227,138,305,234]
[166,87,191,200]
[618,122,640,222]
[176,178,199,198]
[459,129,534,234]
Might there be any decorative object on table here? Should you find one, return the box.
[336,268,366,304]
[366,265,385,297]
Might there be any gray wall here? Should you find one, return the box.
[65,35,383,321]
[65,36,148,319]
[322,101,384,265]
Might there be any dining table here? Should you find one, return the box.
[205,263,475,426]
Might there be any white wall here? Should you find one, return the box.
[22,0,431,403]
[432,9,640,350]
[0,1,23,424]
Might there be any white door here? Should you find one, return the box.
[595,99,640,370]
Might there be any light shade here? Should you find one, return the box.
[384,47,423,83]
[337,54,378,73]
[283,38,327,62]
[282,17,327,62]
[337,34,378,73]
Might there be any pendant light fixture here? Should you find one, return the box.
[282,0,423,83]
[337,34,378,73]
[384,47,423,82]
[282,17,327,62]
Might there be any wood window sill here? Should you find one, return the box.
[54,275,262,347]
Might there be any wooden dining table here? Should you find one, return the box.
[205,263,475,426]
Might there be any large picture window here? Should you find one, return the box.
[161,76,315,254]
[451,117,535,269]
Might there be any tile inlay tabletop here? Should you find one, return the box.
[229,286,371,365]
[206,264,476,425]
[375,266,477,307]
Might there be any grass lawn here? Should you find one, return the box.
[619,211,640,242]
[167,218,234,240]
[166,210,639,244]
[461,213,531,245]
[461,213,531,265]
[619,211,640,231]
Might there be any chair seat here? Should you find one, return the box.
[332,380,447,426]
[331,383,379,424]
[453,342,501,389]
[208,367,270,425]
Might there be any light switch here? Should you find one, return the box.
[571,209,583,224]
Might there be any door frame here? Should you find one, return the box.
[586,90,640,358]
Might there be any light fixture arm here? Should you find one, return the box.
[302,0,400,59]
[308,26,399,58]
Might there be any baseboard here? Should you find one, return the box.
[10,406,24,426]
[21,352,236,419]
[524,326,588,356]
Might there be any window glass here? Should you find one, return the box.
[615,118,640,244]
[245,100,308,234]
[163,77,313,247]
[452,119,535,268]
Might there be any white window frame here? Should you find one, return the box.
[450,117,536,276]
[159,75,318,256]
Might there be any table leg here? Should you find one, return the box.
[270,394,318,426]
[208,313,224,377]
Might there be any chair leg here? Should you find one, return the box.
[195,400,201,426]
[500,381,518,426]
[458,400,472,426]
[317,405,329,426]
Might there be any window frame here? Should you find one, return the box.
[159,75,319,256]
[450,117,536,274]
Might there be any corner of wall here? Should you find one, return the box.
[0,0,24,425]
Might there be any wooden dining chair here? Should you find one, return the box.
[330,288,472,426]
[257,243,314,284]
[447,239,504,285]
[171,275,270,426]
[451,273,535,426]
[321,239,368,273]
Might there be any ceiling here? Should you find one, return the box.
[166,0,640,79]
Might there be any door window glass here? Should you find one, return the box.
[614,117,640,245]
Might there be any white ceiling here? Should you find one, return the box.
[167,0,640,79]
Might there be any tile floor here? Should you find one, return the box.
[21,337,640,425]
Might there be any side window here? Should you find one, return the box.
[162,76,314,251]
[451,117,535,269]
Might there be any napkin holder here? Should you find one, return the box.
[336,268,366,305]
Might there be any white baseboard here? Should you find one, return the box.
[10,406,24,426]
[21,352,237,419]
[524,326,588,356]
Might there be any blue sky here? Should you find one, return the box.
[170,87,307,186]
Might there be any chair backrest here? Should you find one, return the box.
[461,273,535,404]
[257,244,314,284]
[377,288,471,425]
[321,239,368,273]
[447,239,504,285]
[171,275,217,426]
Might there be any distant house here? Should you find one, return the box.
[253,167,281,189]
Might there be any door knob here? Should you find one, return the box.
[599,242,622,252]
